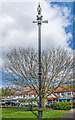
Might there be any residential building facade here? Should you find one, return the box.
[5,86,74,103]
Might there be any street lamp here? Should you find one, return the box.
[33,3,48,119]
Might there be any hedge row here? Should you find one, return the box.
[50,102,73,110]
[19,98,33,103]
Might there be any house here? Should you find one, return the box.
[47,93,58,102]
[10,85,74,103]
[47,86,74,103]
[13,90,38,100]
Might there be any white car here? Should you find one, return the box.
[19,103,26,107]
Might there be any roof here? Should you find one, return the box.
[28,91,37,95]
[54,86,74,93]
[14,90,38,95]
[14,85,74,96]
[53,92,58,97]
[14,90,30,95]
[47,94,57,98]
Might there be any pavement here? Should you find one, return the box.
[55,109,75,120]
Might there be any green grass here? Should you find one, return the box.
[43,109,68,118]
[1,107,68,119]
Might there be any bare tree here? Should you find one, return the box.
[0,86,15,98]
[2,47,73,107]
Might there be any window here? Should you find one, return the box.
[61,93,65,96]
[61,93,64,95]
[23,95,26,97]
[34,94,36,97]
[29,94,32,97]
[57,93,60,95]
[67,92,71,95]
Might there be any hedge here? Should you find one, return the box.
[50,102,73,110]
[19,98,33,103]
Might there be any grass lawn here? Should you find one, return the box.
[1,107,68,119]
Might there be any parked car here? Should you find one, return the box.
[14,101,20,106]
[0,99,6,106]
[46,102,54,107]
[0,99,22,107]
[19,103,25,107]
[0,99,12,106]
[5,101,20,106]
[33,103,38,107]
[6,101,14,106]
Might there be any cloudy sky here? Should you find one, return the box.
[0,0,74,85]
[0,1,73,54]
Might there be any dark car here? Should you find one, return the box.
[0,99,11,106]
[5,101,15,106]
[0,99,6,106]
[5,101,20,106]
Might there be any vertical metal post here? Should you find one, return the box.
[38,23,42,119]
[38,24,41,109]
[33,3,48,119]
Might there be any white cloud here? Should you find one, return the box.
[0,59,2,68]
[0,1,73,58]
[0,0,74,2]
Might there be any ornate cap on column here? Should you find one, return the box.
[37,2,42,14]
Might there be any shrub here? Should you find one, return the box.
[19,98,33,103]
[19,99,26,103]
[50,102,73,110]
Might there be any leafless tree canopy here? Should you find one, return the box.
[2,47,73,105]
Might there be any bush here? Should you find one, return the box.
[19,99,26,103]
[50,102,73,110]
[19,98,33,103]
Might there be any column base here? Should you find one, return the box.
[38,109,42,119]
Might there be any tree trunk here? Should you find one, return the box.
[42,97,46,108]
